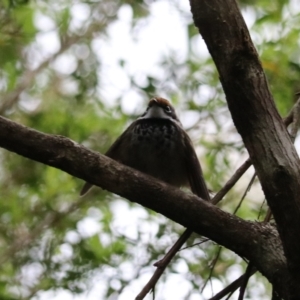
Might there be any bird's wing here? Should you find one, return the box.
[104,122,135,159]
[183,134,210,201]
[80,122,135,196]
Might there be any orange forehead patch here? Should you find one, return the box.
[149,97,171,107]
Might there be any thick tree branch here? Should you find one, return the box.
[0,115,287,286]
[190,0,300,298]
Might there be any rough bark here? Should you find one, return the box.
[189,0,300,298]
[0,115,288,289]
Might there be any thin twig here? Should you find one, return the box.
[201,246,223,293]
[179,238,210,251]
[233,171,256,215]
[264,208,273,223]
[211,158,252,205]
[257,198,266,220]
[238,262,253,300]
[135,228,193,300]
[225,290,235,300]
[208,267,257,300]
[283,93,300,139]
[288,95,300,142]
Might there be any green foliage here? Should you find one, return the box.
[0,0,298,299]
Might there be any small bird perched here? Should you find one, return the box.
[81,97,209,201]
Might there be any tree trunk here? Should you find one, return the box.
[189,0,300,298]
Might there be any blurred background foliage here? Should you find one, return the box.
[0,0,299,299]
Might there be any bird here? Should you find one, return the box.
[80,97,210,201]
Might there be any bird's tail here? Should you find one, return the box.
[80,182,93,196]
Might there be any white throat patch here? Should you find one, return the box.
[139,105,172,120]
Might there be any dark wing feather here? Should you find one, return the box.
[104,122,136,159]
[80,122,136,196]
[80,182,93,196]
[183,134,210,201]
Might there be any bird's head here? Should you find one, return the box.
[139,97,181,126]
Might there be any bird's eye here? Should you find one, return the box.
[164,106,171,114]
